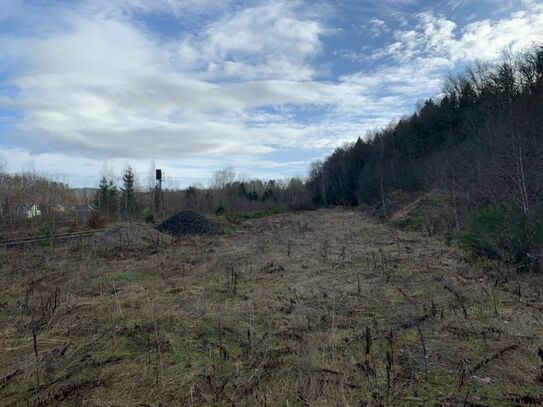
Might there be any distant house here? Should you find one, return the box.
[51,204,66,214]
[16,204,42,219]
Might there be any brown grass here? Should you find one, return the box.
[1,208,542,406]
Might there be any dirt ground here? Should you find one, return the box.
[1,208,543,406]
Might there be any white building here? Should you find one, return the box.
[16,204,42,219]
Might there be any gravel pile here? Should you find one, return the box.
[156,210,223,236]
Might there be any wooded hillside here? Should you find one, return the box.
[308,45,543,267]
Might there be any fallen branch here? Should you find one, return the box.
[471,343,519,374]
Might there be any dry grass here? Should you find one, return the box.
[1,208,543,406]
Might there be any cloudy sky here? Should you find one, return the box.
[1,0,542,187]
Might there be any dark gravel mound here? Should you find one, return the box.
[156,210,223,236]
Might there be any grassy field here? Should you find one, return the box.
[1,208,543,406]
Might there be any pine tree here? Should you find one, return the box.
[108,180,119,218]
[94,177,119,218]
[95,176,109,214]
[121,166,136,215]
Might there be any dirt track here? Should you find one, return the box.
[1,209,542,406]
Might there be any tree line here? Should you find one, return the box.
[94,166,138,219]
[93,164,312,221]
[308,44,543,268]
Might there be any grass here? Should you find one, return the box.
[0,209,542,405]
[231,207,279,221]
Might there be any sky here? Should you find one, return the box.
[1,0,543,188]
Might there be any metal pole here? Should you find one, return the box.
[159,177,163,219]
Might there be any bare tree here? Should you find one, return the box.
[212,166,236,189]
[147,159,156,192]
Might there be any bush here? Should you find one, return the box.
[38,223,54,237]
[215,205,226,216]
[144,212,155,224]
[455,205,543,268]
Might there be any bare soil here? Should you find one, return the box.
[1,209,542,406]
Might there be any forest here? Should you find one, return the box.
[308,44,543,268]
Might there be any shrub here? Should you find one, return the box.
[229,208,279,222]
[38,223,54,237]
[455,204,543,269]
[144,212,155,224]
[240,208,278,220]
[215,205,226,216]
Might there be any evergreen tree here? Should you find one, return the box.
[108,180,119,218]
[94,176,119,218]
[121,166,136,215]
[95,176,109,213]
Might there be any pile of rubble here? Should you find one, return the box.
[156,211,223,236]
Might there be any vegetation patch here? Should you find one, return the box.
[390,189,462,235]
[451,205,543,269]
[232,207,279,221]
[2,209,543,406]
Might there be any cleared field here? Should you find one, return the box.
[1,209,542,406]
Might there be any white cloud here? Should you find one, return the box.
[176,2,324,80]
[78,0,239,20]
[2,0,543,186]
[368,18,390,37]
[378,7,543,64]
[1,2,332,163]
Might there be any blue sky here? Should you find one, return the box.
[1,0,542,188]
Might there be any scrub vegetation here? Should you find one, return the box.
[2,209,543,406]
